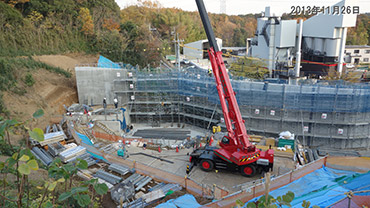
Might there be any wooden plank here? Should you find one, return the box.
[256,145,294,158]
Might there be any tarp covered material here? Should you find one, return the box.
[86,151,108,162]
[97,56,121,69]
[75,131,93,145]
[244,167,370,207]
[156,194,201,208]
[156,200,177,208]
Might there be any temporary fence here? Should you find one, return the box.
[203,157,327,208]
[240,164,370,208]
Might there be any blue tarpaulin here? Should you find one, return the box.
[97,55,121,69]
[86,151,108,162]
[244,167,370,207]
[75,131,93,145]
[156,194,201,208]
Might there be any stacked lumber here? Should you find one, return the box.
[249,135,263,143]
[59,146,86,163]
[40,131,66,146]
[256,145,294,158]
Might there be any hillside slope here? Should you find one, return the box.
[3,54,98,128]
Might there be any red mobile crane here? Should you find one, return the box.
[188,0,274,177]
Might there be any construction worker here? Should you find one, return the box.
[113,97,118,108]
[103,97,107,109]
[208,67,212,77]
[83,105,88,114]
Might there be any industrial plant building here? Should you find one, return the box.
[248,0,358,78]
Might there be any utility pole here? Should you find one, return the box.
[173,29,177,69]
[337,27,347,76]
[291,19,303,85]
[177,33,181,71]
[173,32,183,71]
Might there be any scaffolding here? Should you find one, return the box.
[77,64,370,149]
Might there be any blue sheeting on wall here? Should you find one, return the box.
[156,194,201,208]
[244,166,370,207]
[97,56,121,69]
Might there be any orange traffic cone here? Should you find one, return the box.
[176,146,179,152]
[158,146,161,153]
[209,137,214,146]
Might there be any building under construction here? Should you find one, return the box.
[76,61,370,150]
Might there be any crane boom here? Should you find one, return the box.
[188,0,273,176]
[195,0,251,150]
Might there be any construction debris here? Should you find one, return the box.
[71,152,97,167]
[77,169,94,181]
[142,189,165,204]
[39,131,66,146]
[59,145,87,163]
[135,176,152,191]
[47,142,66,157]
[111,181,135,204]
[64,103,92,112]
[94,170,122,185]
[31,147,53,166]
[109,163,130,176]
[142,183,182,203]
[98,178,114,190]
[124,197,147,208]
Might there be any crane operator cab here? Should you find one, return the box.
[221,136,230,145]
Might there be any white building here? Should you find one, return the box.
[249,7,297,77]
[183,38,222,60]
[344,45,370,64]
[249,0,358,77]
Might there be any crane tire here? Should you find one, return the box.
[200,159,214,172]
[240,164,257,177]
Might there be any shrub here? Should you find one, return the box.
[0,94,7,115]
[24,73,35,87]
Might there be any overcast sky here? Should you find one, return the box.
[115,0,370,15]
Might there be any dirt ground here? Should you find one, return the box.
[33,54,98,75]
[2,53,98,182]
[3,53,98,130]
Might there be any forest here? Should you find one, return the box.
[0,0,369,67]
